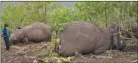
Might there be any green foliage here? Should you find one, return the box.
[54,7,74,23]
[51,22,68,36]
[1,2,136,32]
[75,2,137,28]
[49,7,74,34]
[1,2,56,30]
[42,34,73,63]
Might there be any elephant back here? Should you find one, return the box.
[31,22,52,37]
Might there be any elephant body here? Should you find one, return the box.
[9,22,52,44]
[58,21,125,57]
[25,29,49,42]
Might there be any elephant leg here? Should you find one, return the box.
[48,37,52,42]
[45,36,51,42]
[93,47,107,54]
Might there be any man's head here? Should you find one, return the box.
[4,24,9,27]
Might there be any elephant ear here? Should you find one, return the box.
[112,32,126,50]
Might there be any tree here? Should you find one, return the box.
[1,2,56,30]
[74,2,137,28]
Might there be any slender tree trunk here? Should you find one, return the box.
[120,6,123,24]
[45,2,47,22]
[105,9,108,27]
[104,3,108,27]
[88,16,92,21]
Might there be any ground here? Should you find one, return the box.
[1,39,138,63]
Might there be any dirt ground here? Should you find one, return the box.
[1,39,138,63]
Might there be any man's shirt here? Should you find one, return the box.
[2,27,9,39]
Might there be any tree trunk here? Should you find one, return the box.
[44,2,47,22]
[105,9,108,27]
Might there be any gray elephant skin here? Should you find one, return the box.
[9,22,52,44]
[58,21,125,57]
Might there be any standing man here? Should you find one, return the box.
[1,24,10,50]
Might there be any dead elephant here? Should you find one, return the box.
[9,22,52,44]
[57,21,125,57]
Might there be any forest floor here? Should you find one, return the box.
[1,39,138,63]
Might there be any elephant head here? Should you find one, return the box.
[9,29,28,44]
[107,24,126,50]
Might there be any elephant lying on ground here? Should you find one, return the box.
[9,22,52,44]
[57,21,125,57]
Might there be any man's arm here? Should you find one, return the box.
[1,31,4,37]
[1,28,6,37]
